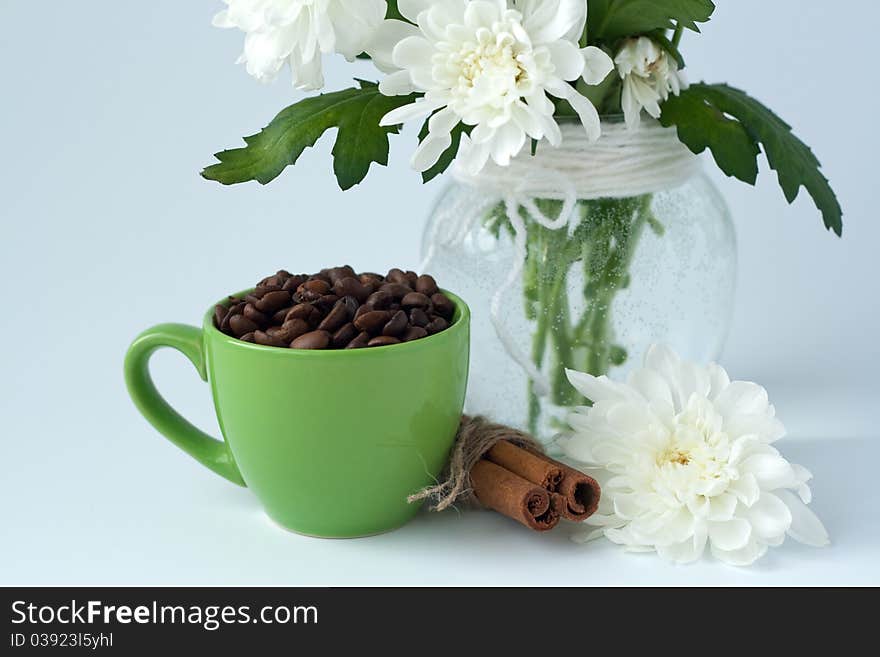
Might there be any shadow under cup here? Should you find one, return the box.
[125,291,470,538]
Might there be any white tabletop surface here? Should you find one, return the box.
[2,380,876,586]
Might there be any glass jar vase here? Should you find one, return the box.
[421,121,737,444]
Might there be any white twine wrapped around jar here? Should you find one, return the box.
[421,120,701,396]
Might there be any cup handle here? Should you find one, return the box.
[124,323,246,487]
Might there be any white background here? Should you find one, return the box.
[1,1,877,585]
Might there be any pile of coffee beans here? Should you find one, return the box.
[214,266,456,350]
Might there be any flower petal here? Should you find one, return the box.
[777,489,830,548]
[708,518,752,552]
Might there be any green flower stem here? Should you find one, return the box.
[490,194,655,435]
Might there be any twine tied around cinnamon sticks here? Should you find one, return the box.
[408,416,601,532]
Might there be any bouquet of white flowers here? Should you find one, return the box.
[204,1,842,435]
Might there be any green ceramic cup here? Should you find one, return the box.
[124,291,470,538]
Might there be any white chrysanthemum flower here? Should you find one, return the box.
[368,0,614,174]
[560,345,829,566]
[214,0,387,90]
[615,36,687,130]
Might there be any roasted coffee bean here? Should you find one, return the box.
[386,268,409,285]
[254,330,288,348]
[382,310,408,337]
[345,332,371,349]
[353,304,372,322]
[312,271,333,284]
[244,303,270,327]
[333,277,371,303]
[425,317,449,334]
[318,302,349,332]
[213,305,228,329]
[229,314,259,338]
[291,330,331,350]
[354,310,392,334]
[239,332,256,343]
[368,335,401,348]
[431,293,455,319]
[228,266,452,348]
[380,283,412,300]
[365,290,392,309]
[340,295,360,319]
[325,265,357,285]
[409,308,429,327]
[272,307,291,324]
[401,292,430,309]
[359,272,384,288]
[415,274,438,296]
[403,326,428,342]
[332,322,358,348]
[255,290,291,314]
[271,319,309,343]
[282,275,308,291]
[286,303,320,326]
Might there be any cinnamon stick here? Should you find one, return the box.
[485,440,564,491]
[530,452,600,522]
[470,460,561,532]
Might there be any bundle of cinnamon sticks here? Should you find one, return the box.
[471,441,600,532]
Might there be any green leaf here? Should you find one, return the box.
[588,0,715,40]
[418,120,472,183]
[658,86,760,184]
[202,81,417,190]
[660,83,842,236]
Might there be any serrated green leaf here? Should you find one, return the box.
[659,87,760,183]
[588,0,715,41]
[202,81,417,190]
[660,83,842,236]
[418,120,472,183]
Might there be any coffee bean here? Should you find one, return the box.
[354,310,392,334]
[271,319,309,343]
[401,292,430,309]
[340,295,360,319]
[213,305,228,329]
[312,273,333,294]
[255,290,291,314]
[332,322,358,348]
[318,302,349,332]
[345,332,371,349]
[254,330,288,348]
[380,283,412,300]
[282,275,308,291]
[359,273,384,288]
[415,274,438,296]
[353,304,372,321]
[409,308,429,327]
[425,317,449,334]
[431,293,455,319]
[386,268,409,285]
[403,326,428,342]
[291,330,331,350]
[272,307,291,324]
[382,310,408,336]
[365,290,392,309]
[286,304,320,326]
[368,335,401,348]
[243,303,269,328]
[229,314,259,338]
[334,277,371,303]
[239,332,256,343]
[228,267,452,349]
[326,265,357,285]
